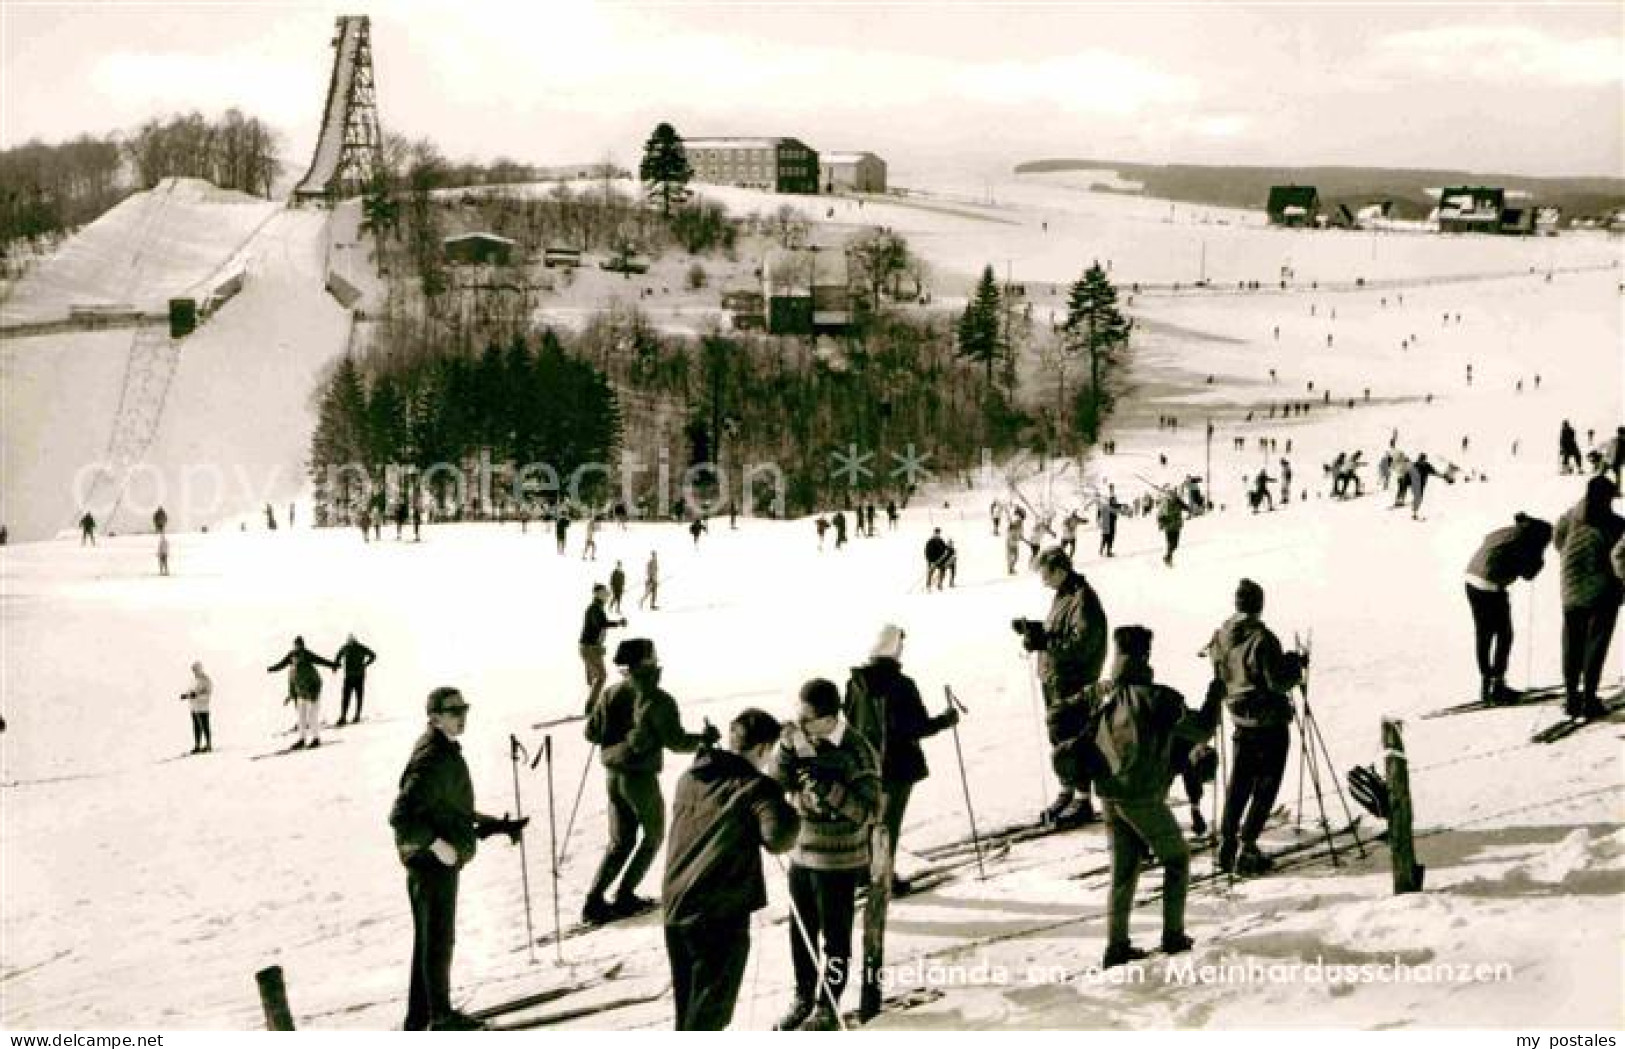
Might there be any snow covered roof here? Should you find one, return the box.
[821,152,880,166]
[442,232,517,247]
[684,137,808,152]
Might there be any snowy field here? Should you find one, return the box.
[1,176,1622,1030]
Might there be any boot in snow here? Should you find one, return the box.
[1236,842,1273,875]
[773,997,813,1031]
[1217,836,1239,874]
[1161,932,1194,955]
[1102,941,1149,968]
[797,1003,841,1031]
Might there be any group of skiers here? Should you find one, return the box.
[262,633,378,749]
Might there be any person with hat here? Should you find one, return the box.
[923,529,949,591]
[333,633,378,726]
[179,661,213,753]
[579,584,627,715]
[1553,475,1625,718]
[1464,513,1553,703]
[391,687,528,1031]
[771,678,880,1031]
[662,708,800,1030]
[266,636,338,749]
[1206,579,1306,875]
[1050,625,1220,967]
[582,638,718,925]
[1018,546,1108,825]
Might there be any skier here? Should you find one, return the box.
[1060,510,1082,558]
[391,687,528,1031]
[411,502,422,542]
[583,515,600,560]
[179,661,213,753]
[728,501,739,530]
[662,709,799,1031]
[688,516,707,548]
[79,512,96,547]
[1157,490,1188,567]
[1390,450,1412,508]
[1408,453,1453,519]
[1098,489,1121,557]
[1049,625,1218,967]
[1464,513,1553,703]
[357,508,371,544]
[1005,509,1026,575]
[991,500,1003,536]
[157,533,170,576]
[266,637,338,749]
[1608,426,1625,485]
[1279,459,1294,505]
[832,511,847,549]
[771,678,880,1031]
[582,638,717,924]
[1552,476,1625,718]
[885,500,899,530]
[641,551,660,610]
[1207,579,1307,875]
[153,506,168,534]
[554,512,571,555]
[1559,420,1583,474]
[1019,546,1108,824]
[333,633,378,725]
[579,584,627,715]
[941,539,958,587]
[609,560,627,614]
[923,529,949,591]
[394,500,408,540]
[1249,469,1276,513]
[843,624,958,893]
[815,516,829,551]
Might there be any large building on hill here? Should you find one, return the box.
[819,152,888,193]
[684,137,819,194]
[1436,187,1505,233]
[1266,185,1320,227]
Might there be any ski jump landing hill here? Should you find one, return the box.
[0,180,356,542]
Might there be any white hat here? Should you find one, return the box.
[871,624,906,661]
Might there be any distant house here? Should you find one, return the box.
[443,232,516,266]
[1266,185,1320,227]
[1534,207,1562,236]
[1436,187,1505,233]
[1498,206,1536,236]
[762,246,851,334]
[684,137,820,194]
[819,152,887,194]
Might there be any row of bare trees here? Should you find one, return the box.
[0,135,124,249]
[126,108,282,196]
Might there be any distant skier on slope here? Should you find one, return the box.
[1005,508,1026,574]
[1206,579,1306,876]
[924,529,949,591]
[79,512,97,547]
[1464,513,1552,704]
[609,560,627,614]
[661,708,799,1030]
[1098,489,1121,557]
[1407,453,1454,520]
[1049,625,1218,967]
[266,636,338,749]
[641,551,660,610]
[1552,476,1625,718]
[1559,420,1583,475]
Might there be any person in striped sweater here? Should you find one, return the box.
[771,678,880,1031]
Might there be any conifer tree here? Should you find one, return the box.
[639,123,692,218]
[957,264,1003,386]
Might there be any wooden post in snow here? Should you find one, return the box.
[1381,718,1424,894]
[255,965,296,1031]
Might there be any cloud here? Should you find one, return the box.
[88,51,317,128]
[1370,25,1622,87]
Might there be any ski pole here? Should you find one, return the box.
[944,686,985,880]
[509,734,537,964]
[542,735,563,963]
[772,855,849,1031]
[555,743,598,867]
[1023,653,1051,814]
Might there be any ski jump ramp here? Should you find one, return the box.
[293,15,381,203]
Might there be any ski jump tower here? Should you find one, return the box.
[294,15,381,203]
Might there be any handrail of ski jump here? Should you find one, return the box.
[293,17,363,200]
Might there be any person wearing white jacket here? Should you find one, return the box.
[180,662,213,753]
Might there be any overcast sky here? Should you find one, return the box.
[3,1,1621,180]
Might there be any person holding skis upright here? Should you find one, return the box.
[1099,488,1121,557]
[333,633,378,725]
[1464,513,1552,703]
[582,639,717,925]
[1018,546,1108,825]
[179,661,213,754]
[267,637,338,749]
[1049,625,1219,968]
[771,678,880,1031]
[1157,489,1188,566]
[391,687,528,1031]
[662,709,799,1030]
[1553,476,1625,718]
[1207,579,1306,876]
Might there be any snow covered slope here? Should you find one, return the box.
[2,228,1620,1031]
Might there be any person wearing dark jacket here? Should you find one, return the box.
[333,633,378,725]
[583,638,717,924]
[844,624,958,892]
[1098,489,1121,557]
[1050,626,1219,967]
[390,687,527,1031]
[1464,513,1553,703]
[609,561,627,614]
[772,678,880,1031]
[923,530,949,591]
[1207,579,1306,875]
[579,585,627,715]
[267,637,338,749]
[1157,491,1187,565]
[1408,453,1453,519]
[1553,476,1625,717]
[1022,546,1108,824]
[663,708,800,1030]
[1560,420,1583,474]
